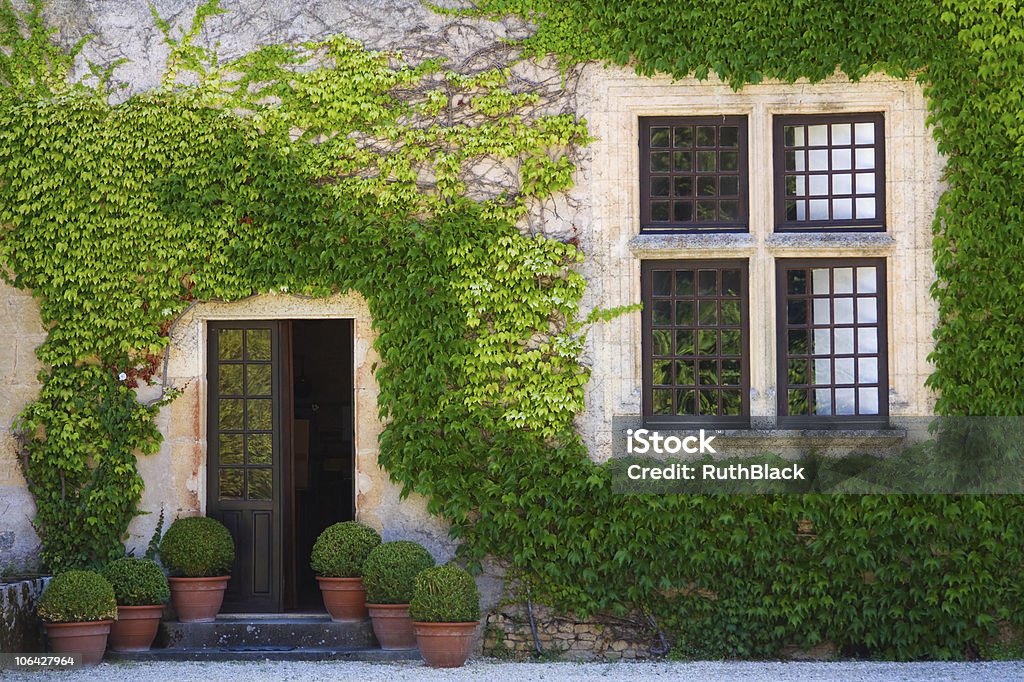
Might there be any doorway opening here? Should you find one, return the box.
[206,319,355,613]
[287,319,355,610]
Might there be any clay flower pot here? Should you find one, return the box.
[316,576,367,621]
[108,604,164,651]
[366,603,416,650]
[412,621,478,668]
[168,576,229,622]
[46,620,113,666]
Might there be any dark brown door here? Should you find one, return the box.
[207,322,284,612]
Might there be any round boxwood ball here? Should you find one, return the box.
[409,564,480,623]
[159,516,235,578]
[37,570,118,623]
[310,521,382,578]
[362,540,436,604]
[101,557,170,606]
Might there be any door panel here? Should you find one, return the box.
[208,322,282,612]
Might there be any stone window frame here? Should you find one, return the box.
[580,74,938,458]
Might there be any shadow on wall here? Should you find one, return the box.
[1,577,50,653]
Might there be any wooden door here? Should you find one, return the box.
[207,322,284,612]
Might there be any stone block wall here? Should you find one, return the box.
[0,577,49,653]
[483,602,660,661]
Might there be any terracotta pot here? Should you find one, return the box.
[316,576,367,622]
[108,604,164,651]
[412,621,478,668]
[366,603,416,650]
[45,620,112,666]
[168,576,229,622]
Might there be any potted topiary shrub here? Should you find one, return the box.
[37,570,117,666]
[310,521,381,621]
[159,516,235,622]
[362,540,436,650]
[101,557,170,651]
[409,564,480,668]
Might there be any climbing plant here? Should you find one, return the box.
[3,0,1024,660]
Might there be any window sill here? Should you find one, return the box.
[766,232,896,255]
[630,232,756,257]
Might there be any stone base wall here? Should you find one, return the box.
[0,577,50,653]
[483,602,660,661]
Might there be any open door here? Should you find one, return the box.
[207,322,285,612]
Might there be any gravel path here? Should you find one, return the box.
[5,659,1024,681]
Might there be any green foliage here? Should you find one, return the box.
[158,517,234,578]
[310,522,382,578]
[36,570,117,623]
[101,557,170,606]
[409,565,481,623]
[362,541,437,604]
[3,0,1024,662]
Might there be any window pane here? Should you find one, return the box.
[675,177,693,196]
[698,301,718,326]
[676,361,695,385]
[789,389,809,415]
[248,469,273,500]
[248,399,272,430]
[674,201,693,222]
[219,468,243,500]
[834,268,854,294]
[720,151,739,171]
[219,434,244,465]
[812,298,830,325]
[674,126,693,146]
[809,150,828,171]
[247,364,272,395]
[722,390,742,416]
[651,177,670,196]
[652,329,672,355]
[855,122,875,144]
[651,152,671,171]
[697,177,717,196]
[652,360,672,384]
[809,199,829,220]
[698,329,717,355]
[652,390,672,414]
[722,270,742,296]
[676,389,696,415]
[857,297,878,324]
[675,301,694,325]
[856,197,876,220]
[721,330,741,355]
[650,127,671,147]
[832,198,853,220]
[814,389,833,415]
[676,270,695,296]
[831,123,852,145]
[248,433,273,464]
[835,297,854,324]
[652,271,672,296]
[696,151,716,172]
[218,329,243,360]
[721,300,741,325]
[219,399,244,431]
[835,357,855,383]
[856,172,875,194]
[808,125,828,145]
[855,148,874,169]
[651,202,670,221]
[676,330,695,355]
[809,175,828,196]
[859,357,878,383]
[858,327,878,353]
[859,387,880,415]
[720,127,739,147]
[674,151,692,172]
[696,126,716,146]
[857,267,877,293]
[652,301,671,325]
[835,328,855,354]
[835,388,856,415]
[814,358,832,384]
[246,329,271,361]
[218,365,243,396]
[785,126,804,146]
[831,148,851,170]
[833,173,852,194]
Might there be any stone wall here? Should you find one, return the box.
[0,577,50,653]
[483,602,660,661]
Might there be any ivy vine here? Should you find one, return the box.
[3,0,1024,660]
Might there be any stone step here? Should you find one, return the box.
[155,613,378,650]
[106,647,420,663]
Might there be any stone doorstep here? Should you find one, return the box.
[104,613,419,662]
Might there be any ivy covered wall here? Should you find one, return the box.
[1,0,1023,661]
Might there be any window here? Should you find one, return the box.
[641,260,749,425]
[776,259,888,426]
[774,114,885,231]
[640,116,748,233]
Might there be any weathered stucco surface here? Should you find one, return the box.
[1,2,942,646]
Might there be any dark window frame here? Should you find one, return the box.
[773,113,886,232]
[640,116,749,233]
[775,258,889,428]
[641,259,750,427]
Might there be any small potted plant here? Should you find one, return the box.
[36,570,118,666]
[409,564,480,668]
[159,516,234,622]
[310,521,381,621]
[362,540,436,649]
[101,557,170,651]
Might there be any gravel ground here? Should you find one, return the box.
[5,659,1024,681]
